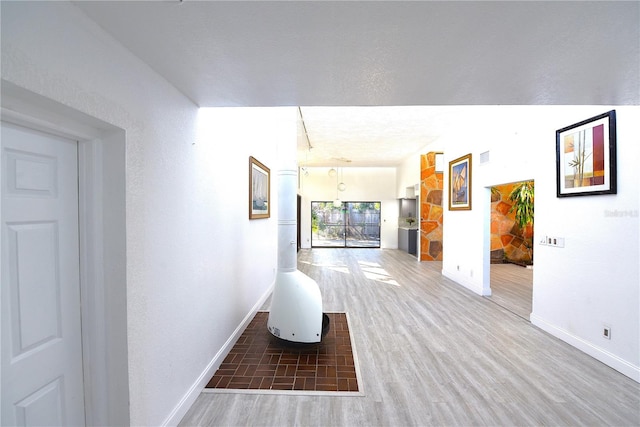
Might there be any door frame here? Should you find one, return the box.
[484,181,535,319]
[297,194,301,252]
[1,84,129,426]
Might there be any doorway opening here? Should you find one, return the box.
[486,180,534,320]
[311,201,380,248]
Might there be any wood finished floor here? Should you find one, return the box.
[487,263,533,320]
[180,248,640,427]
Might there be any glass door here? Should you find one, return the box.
[311,201,380,248]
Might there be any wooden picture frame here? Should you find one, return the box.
[556,110,617,197]
[448,153,472,210]
[249,156,270,219]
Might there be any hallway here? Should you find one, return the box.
[180,248,639,426]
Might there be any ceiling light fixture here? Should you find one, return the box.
[333,164,341,207]
[337,167,346,192]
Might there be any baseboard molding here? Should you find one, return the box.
[163,284,274,426]
[531,313,640,383]
[442,268,490,296]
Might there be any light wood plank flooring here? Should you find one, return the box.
[180,249,639,427]
[487,264,533,320]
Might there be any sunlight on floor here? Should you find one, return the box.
[358,261,400,287]
[299,258,399,284]
[299,259,350,274]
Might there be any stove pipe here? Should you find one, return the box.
[267,140,323,343]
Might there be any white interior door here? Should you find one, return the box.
[1,122,85,426]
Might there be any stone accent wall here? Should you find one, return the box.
[420,152,444,261]
[491,183,534,265]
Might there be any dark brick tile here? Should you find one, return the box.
[205,312,358,392]
[316,384,338,391]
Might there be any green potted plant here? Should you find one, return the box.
[508,180,534,263]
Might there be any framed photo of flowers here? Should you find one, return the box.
[556,110,617,197]
[249,156,270,219]
[449,153,472,210]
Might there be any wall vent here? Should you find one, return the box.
[480,151,490,164]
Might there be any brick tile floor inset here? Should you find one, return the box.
[206,312,359,392]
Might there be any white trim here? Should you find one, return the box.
[0,107,97,141]
[78,139,112,426]
[203,388,364,397]
[345,311,364,397]
[531,313,640,382]
[442,268,491,296]
[78,139,106,425]
[163,284,275,427]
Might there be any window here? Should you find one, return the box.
[311,202,381,248]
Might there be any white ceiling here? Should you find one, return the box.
[74,1,639,167]
[298,105,466,167]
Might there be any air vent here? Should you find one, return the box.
[480,151,490,164]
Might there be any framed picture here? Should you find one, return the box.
[449,153,472,210]
[249,156,270,219]
[556,110,617,197]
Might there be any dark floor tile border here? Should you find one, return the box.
[203,311,363,396]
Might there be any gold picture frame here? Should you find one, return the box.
[249,156,270,219]
[448,153,472,211]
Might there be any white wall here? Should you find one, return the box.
[396,154,420,198]
[298,167,398,248]
[530,107,639,381]
[439,106,639,381]
[1,2,292,425]
[441,107,543,295]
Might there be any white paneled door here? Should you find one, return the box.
[1,123,86,426]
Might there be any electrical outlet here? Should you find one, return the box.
[543,236,565,248]
[603,325,611,340]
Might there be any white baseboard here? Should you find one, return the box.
[163,284,274,426]
[531,313,640,383]
[442,268,490,296]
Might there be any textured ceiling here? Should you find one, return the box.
[298,106,462,167]
[74,0,639,166]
